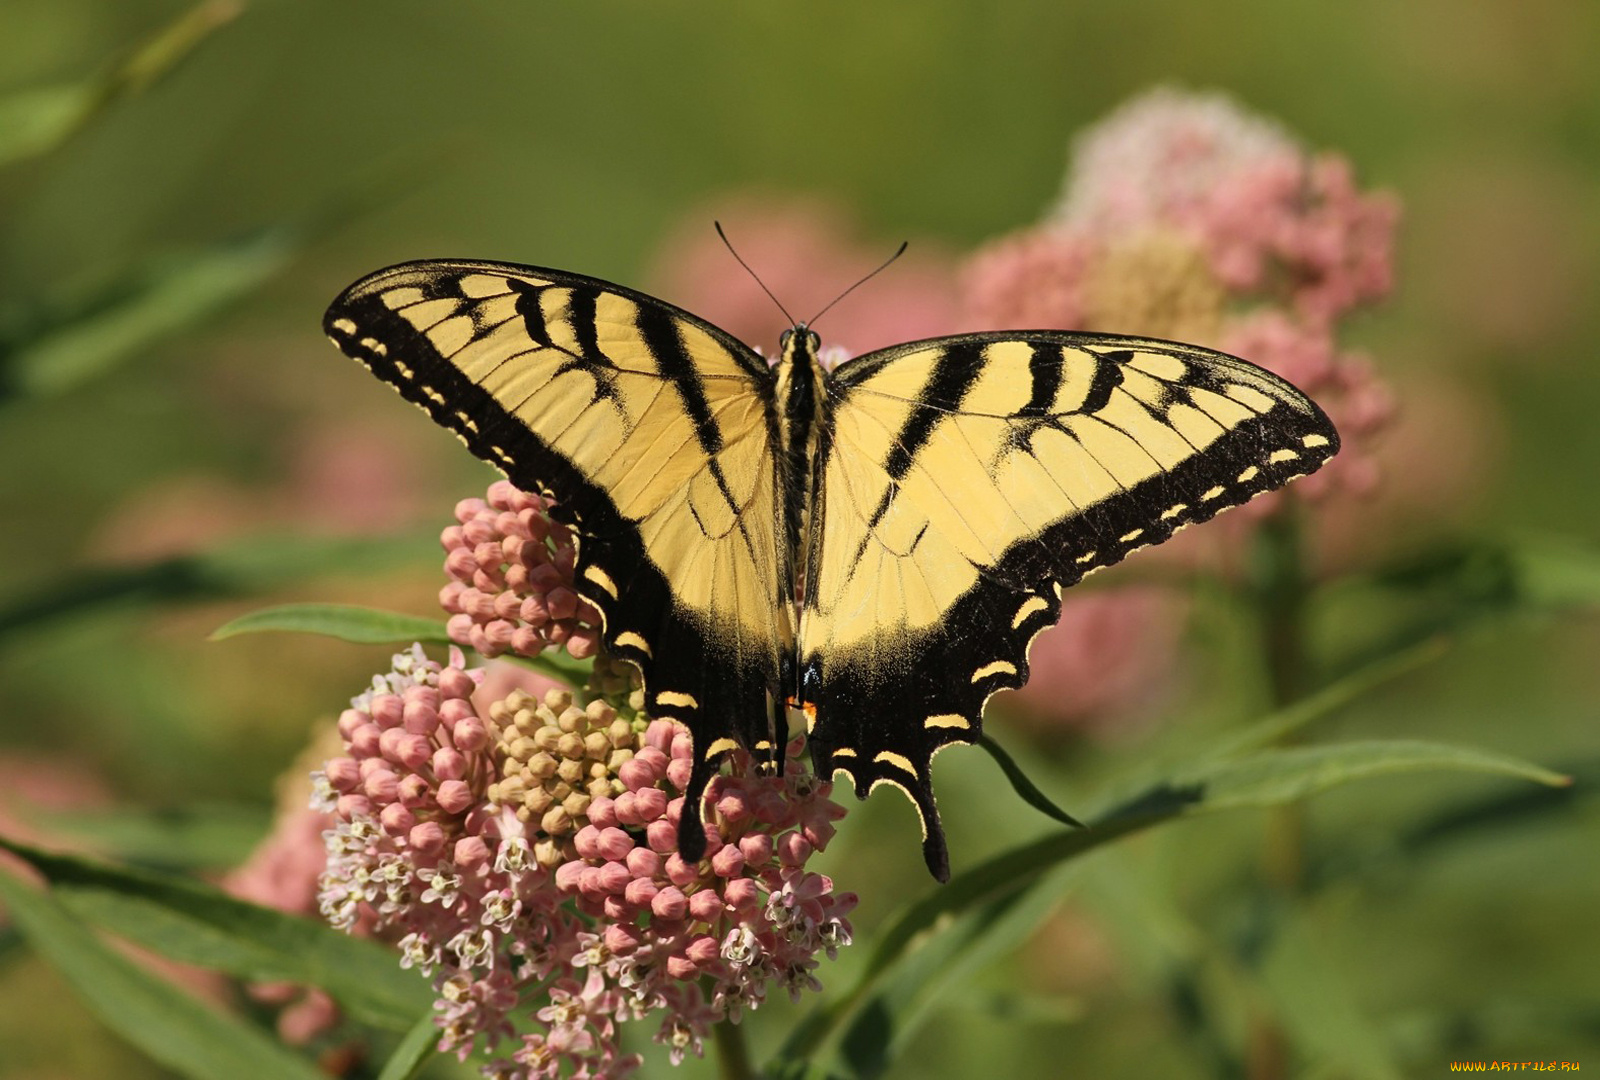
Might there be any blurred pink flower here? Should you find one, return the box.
[313,646,853,1080]
[997,588,1184,735]
[649,196,961,355]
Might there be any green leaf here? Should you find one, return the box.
[0,0,240,167]
[0,837,433,1030]
[776,738,1567,1068]
[376,1011,441,1080]
[4,226,299,399]
[975,733,1084,828]
[0,865,326,1080]
[0,532,435,643]
[31,803,272,871]
[211,603,453,646]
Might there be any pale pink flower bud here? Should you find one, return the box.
[363,770,398,802]
[336,793,371,818]
[624,878,659,906]
[625,847,661,878]
[596,828,633,862]
[666,758,693,790]
[644,721,676,755]
[545,587,578,621]
[664,855,697,887]
[646,819,677,853]
[724,876,761,909]
[554,860,583,892]
[651,887,688,921]
[613,791,641,825]
[324,757,360,792]
[452,716,487,752]
[408,821,446,853]
[597,861,631,894]
[432,747,466,781]
[688,889,724,922]
[586,796,618,829]
[402,701,438,736]
[438,666,475,700]
[578,865,606,901]
[369,694,403,728]
[711,845,745,879]
[633,787,668,821]
[739,834,773,867]
[454,836,490,870]
[377,727,408,762]
[336,709,366,740]
[574,825,603,860]
[604,923,641,955]
[716,792,750,824]
[618,759,655,792]
[685,935,721,966]
[395,734,432,772]
[435,779,474,815]
[666,954,699,980]
[779,833,813,867]
[398,774,432,807]
[380,803,415,835]
[510,627,543,655]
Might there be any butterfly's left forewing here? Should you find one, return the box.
[800,333,1339,879]
[325,261,791,859]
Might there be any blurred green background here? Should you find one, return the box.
[1,2,1597,1078]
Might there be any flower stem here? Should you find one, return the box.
[714,1016,756,1080]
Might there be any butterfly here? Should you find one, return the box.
[325,258,1338,881]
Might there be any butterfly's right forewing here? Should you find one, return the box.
[325,260,792,858]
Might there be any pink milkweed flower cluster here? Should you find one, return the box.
[312,644,854,1080]
[965,86,1399,510]
[440,482,603,661]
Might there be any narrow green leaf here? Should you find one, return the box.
[211,603,452,645]
[0,532,435,643]
[776,738,1567,1067]
[0,837,432,1029]
[0,865,326,1080]
[32,803,271,871]
[976,733,1084,827]
[376,1012,441,1080]
[7,227,299,398]
[1208,636,1451,760]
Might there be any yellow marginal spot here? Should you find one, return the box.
[1076,550,1098,564]
[331,318,357,335]
[705,737,739,758]
[832,765,857,786]
[1303,433,1330,448]
[874,751,918,775]
[753,740,774,751]
[394,361,414,379]
[454,411,479,433]
[459,273,514,298]
[925,713,971,730]
[1201,485,1227,501]
[1012,595,1049,629]
[971,660,1016,682]
[832,747,858,758]
[614,631,652,657]
[657,690,700,710]
[1161,504,1187,521]
[1226,383,1278,414]
[1269,449,1299,464]
[424,388,446,405]
[869,777,929,839]
[582,564,619,599]
[1127,350,1187,381]
[1119,528,1144,543]
[1237,465,1260,483]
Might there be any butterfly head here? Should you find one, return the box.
[778,325,823,360]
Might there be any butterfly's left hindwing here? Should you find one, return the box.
[324,261,792,859]
[799,333,1339,879]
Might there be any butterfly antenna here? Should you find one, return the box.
[807,240,909,328]
[715,221,797,327]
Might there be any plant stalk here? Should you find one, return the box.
[714,1016,756,1080]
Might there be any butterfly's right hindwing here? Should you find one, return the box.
[325,260,790,857]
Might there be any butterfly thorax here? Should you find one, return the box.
[774,326,827,608]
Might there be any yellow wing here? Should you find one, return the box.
[325,260,790,859]
[799,333,1339,879]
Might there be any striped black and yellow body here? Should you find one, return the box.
[326,259,1340,881]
